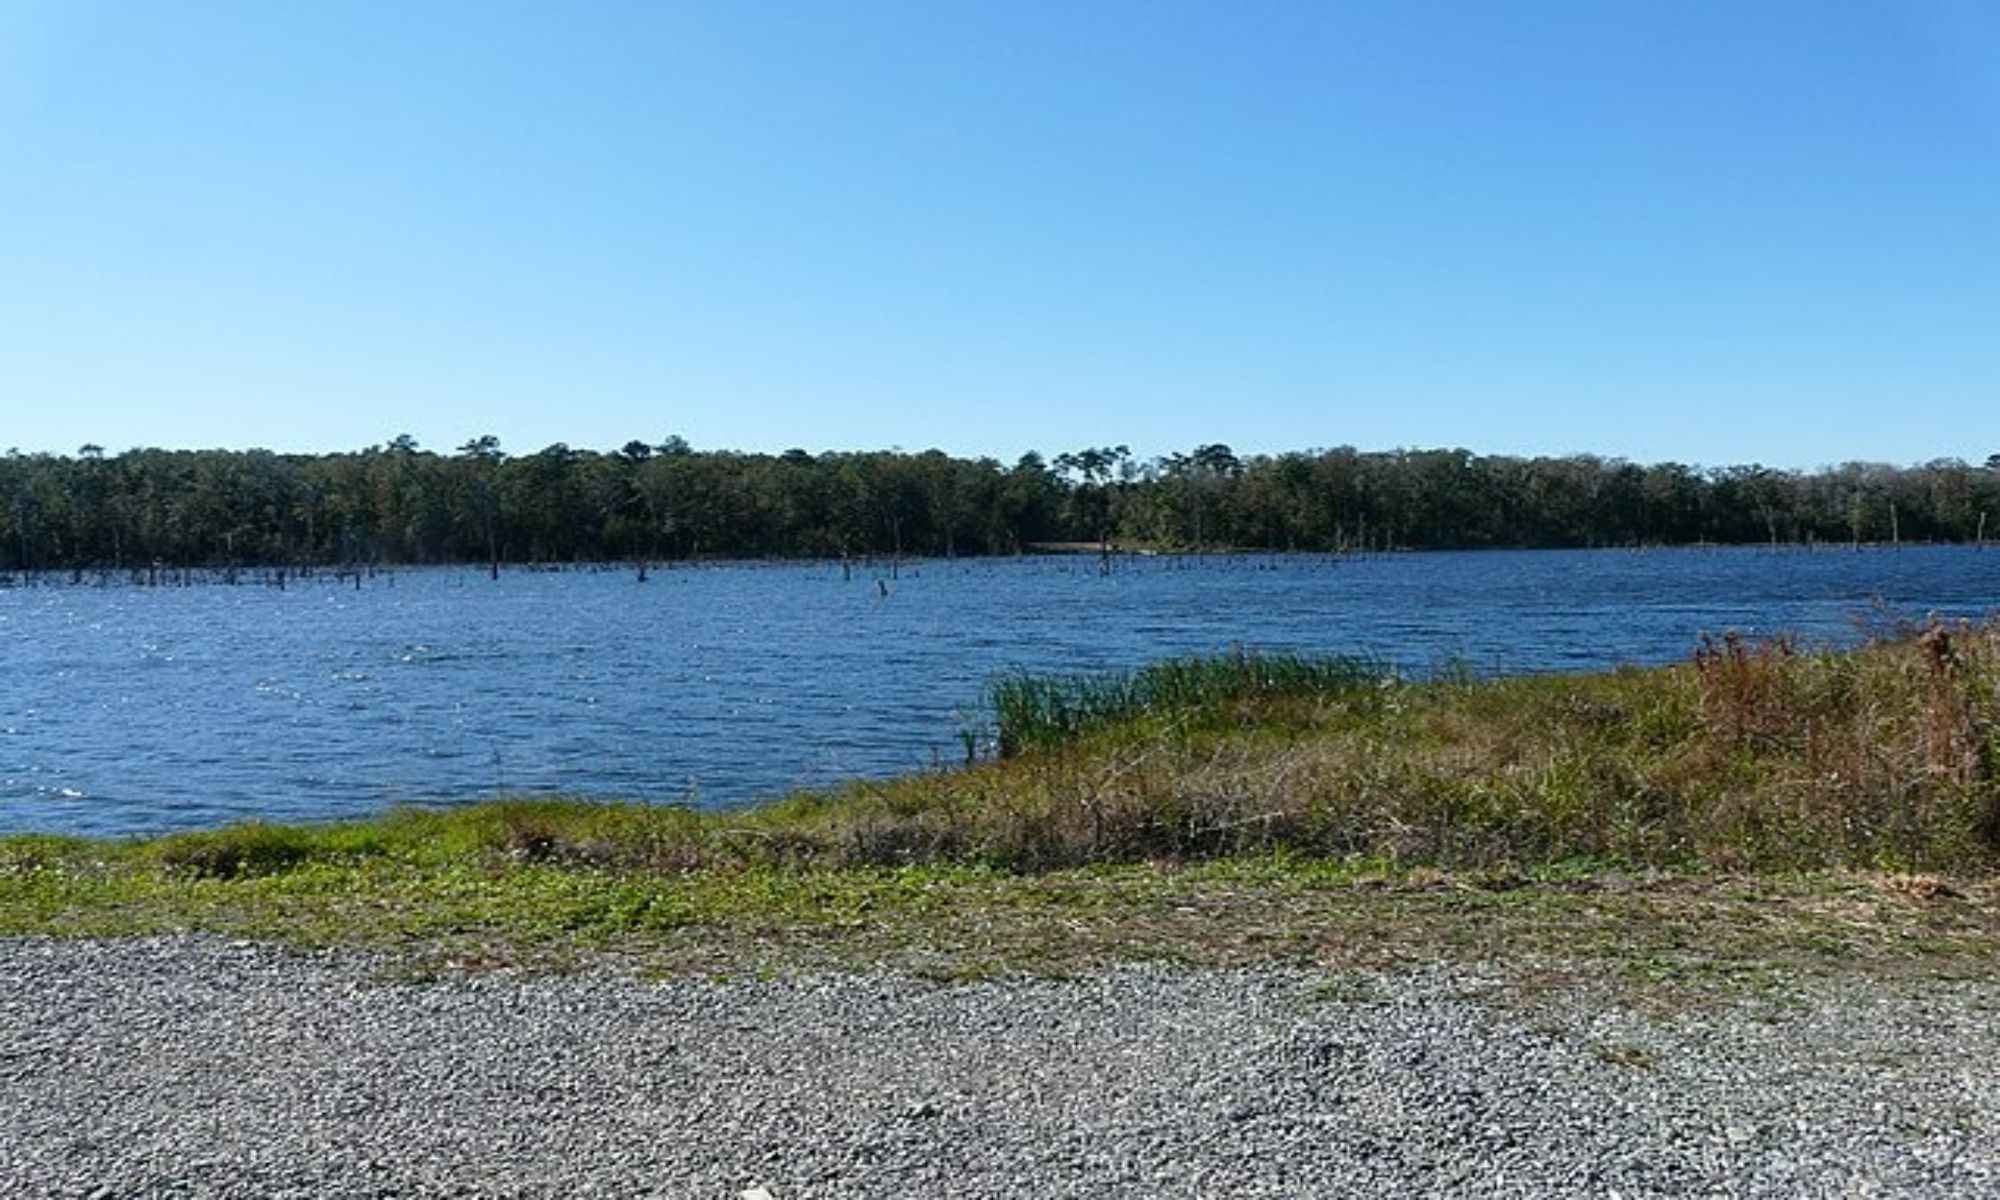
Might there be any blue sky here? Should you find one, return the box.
[2,1,1995,468]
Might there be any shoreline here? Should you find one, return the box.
[3,627,1995,986]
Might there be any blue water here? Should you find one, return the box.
[2,547,1994,836]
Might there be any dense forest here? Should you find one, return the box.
[2,436,1997,572]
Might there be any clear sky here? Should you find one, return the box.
[2,2,1995,469]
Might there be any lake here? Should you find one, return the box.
[2,546,1994,836]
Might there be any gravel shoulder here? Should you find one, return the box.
[3,936,1996,1198]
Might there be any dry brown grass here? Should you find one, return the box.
[738,619,2000,874]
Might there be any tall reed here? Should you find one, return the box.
[989,649,1383,756]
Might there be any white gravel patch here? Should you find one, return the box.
[2,936,1996,1198]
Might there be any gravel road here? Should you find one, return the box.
[2,936,1995,1198]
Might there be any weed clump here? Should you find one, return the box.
[156,824,324,879]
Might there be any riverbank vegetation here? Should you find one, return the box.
[3,623,1996,981]
[3,438,1997,571]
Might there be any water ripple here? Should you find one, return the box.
[1,547,1995,835]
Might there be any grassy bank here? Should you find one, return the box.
[4,622,1997,985]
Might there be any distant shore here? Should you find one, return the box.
[4,442,1994,577]
[0,535,1987,592]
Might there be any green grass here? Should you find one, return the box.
[4,623,1998,986]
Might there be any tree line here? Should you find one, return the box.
[2,436,1996,572]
